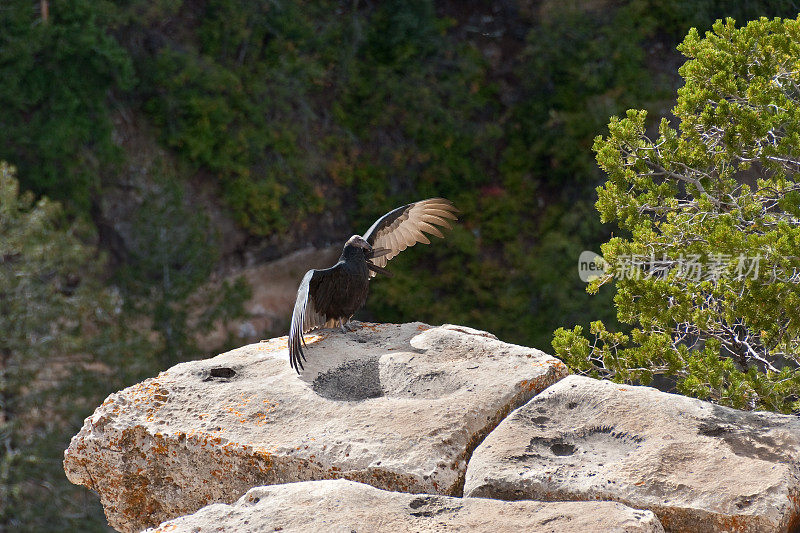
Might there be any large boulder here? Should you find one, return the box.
[464,375,800,533]
[145,479,665,532]
[64,322,567,532]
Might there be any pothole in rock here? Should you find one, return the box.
[202,367,237,382]
[407,496,463,518]
[512,426,643,468]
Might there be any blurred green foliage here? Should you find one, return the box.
[0,1,134,211]
[4,0,798,350]
[4,0,798,341]
[115,161,251,368]
[0,159,249,531]
[2,0,800,530]
[0,162,155,530]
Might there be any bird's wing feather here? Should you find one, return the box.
[288,268,334,373]
[362,198,457,278]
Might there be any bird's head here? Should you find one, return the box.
[345,235,372,252]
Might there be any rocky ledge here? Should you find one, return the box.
[464,375,800,532]
[65,322,800,533]
[144,479,664,533]
[64,322,567,532]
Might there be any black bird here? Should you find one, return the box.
[288,198,458,372]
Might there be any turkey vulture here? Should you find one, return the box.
[288,198,458,372]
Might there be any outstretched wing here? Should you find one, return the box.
[288,268,335,373]
[362,198,458,277]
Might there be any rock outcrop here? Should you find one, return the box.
[463,375,800,533]
[144,478,665,533]
[66,323,800,533]
[64,322,567,532]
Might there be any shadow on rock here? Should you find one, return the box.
[293,324,418,402]
[698,403,791,463]
[311,357,383,401]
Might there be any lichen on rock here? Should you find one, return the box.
[64,322,567,532]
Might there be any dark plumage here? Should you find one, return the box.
[288,198,458,372]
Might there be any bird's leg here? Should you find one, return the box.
[337,318,358,333]
[345,317,359,332]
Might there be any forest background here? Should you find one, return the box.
[2,0,799,530]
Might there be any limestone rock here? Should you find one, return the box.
[146,479,665,533]
[64,322,567,532]
[464,375,800,533]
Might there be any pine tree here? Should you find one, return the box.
[554,16,800,413]
[0,162,146,530]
